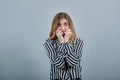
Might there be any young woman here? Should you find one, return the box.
[44,12,84,80]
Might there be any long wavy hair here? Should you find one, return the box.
[48,12,78,42]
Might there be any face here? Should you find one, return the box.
[57,18,70,33]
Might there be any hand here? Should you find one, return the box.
[64,28,72,43]
[56,28,64,43]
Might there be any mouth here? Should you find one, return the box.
[62,33,65,37]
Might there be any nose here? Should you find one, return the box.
[61,26,66,32]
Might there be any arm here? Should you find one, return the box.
[44,40,65,69]
[64,38,84,67]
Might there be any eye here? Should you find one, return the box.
[64,22,69,26]
[58,23,61,27]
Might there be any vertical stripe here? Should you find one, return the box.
[44,38,83,80]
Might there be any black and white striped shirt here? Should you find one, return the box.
[44,38,84,80]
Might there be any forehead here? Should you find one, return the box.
[59,18,69,23]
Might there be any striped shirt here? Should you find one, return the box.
[44,38,84,80]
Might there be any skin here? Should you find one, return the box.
[56,18,72,43]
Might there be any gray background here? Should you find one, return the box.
[0,0,120,80]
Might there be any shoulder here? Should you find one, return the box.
[75,37,83,43]
[44,39,58,45]
[73,37,84,48]
[73,37,84,46]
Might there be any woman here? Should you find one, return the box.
[44,12,84,80]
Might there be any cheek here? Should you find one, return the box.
[65,26,69,30]
[56,27,62,31]
[57,27,61,30]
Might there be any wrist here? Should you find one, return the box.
[65,40,69,43]
[59,39,65,43]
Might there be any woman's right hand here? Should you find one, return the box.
[56,28,64,43]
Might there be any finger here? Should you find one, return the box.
[65,27,69,30]
[56,29,60,33]
[59,30,62,34]
[66,29,71,32]
[57,27,61,31]
[56,30,59,34]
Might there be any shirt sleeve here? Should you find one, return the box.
[44,40,66,69]
[64,38,84,67]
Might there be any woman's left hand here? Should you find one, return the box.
[64,28,72,43]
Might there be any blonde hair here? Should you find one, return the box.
[48,12,78,42]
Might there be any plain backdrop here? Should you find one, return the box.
[0,0,120,80]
